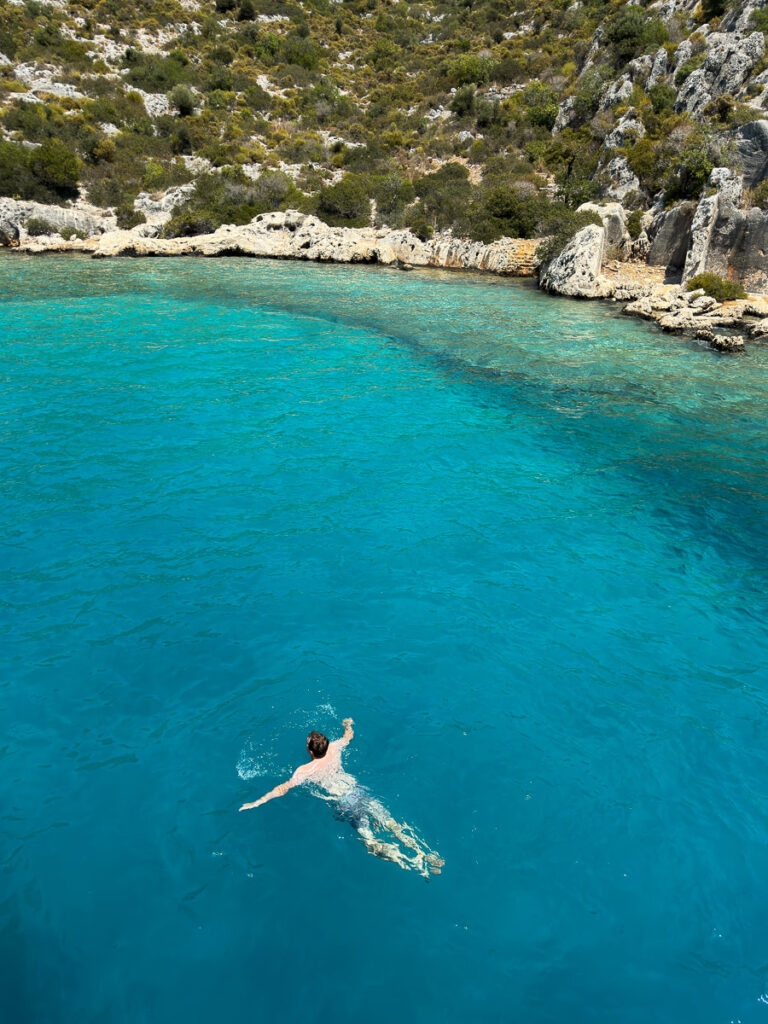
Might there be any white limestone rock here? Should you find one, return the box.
[604,155,641,202]
[603,111,646,150]
[552,96,576,134]
[599,76,633,112]
[134,183,196,225]
[0,197,115,244]
[648,47,669,88]
[578,201,629,253]
[90,210,541,276]
[538,224,612,298]
[675,31,765,116]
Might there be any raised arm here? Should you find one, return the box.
[239,765,306,811]
[338,717,354,748]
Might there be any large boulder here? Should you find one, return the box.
[578,201,629,254]
[647,203,696,271]
[133,183,196,225]
[699,201,768,291]
[538,224,612,298]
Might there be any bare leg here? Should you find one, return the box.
[366,803,444,876]
[357,822,422,873]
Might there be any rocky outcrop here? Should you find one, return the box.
[13,209,542,275]
[538,224,613,298]
[647,47,668,88]
[603,155,641,203]
[697,201,768,291]
[133,184,196,226]
[647,203,696,272]
[603,110,645,151]
[675,31,765,116]
[599,75,633,111]
[0,197,115,244]
[731,120,768,187]
[578,202,630,256]
[622,283,761,351]
[552,96,576,134]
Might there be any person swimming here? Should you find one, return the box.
[239,718,443,878]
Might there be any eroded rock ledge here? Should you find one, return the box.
[12,208,541,276]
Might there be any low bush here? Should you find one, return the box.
[316,174,371,226]
[750,178,768,209]
[115,205,146,229]
[162,167,301,236]
[686,273,747,301]
[169,84,196,117]
[626,208,643,239]
[25,216,56,236]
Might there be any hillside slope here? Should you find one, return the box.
[2,0,768,277]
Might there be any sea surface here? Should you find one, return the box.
[2,253,768,1024]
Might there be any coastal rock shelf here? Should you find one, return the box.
[11,209,541,277]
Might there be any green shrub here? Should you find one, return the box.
[413,162,471,232]
[169,84,196,117]
[115,205,146,229]
[450,85,476,119]
[123,49,194,92]
[372,172,414,228]
[317,174,371,226]
[404,211,432,241]
[686,273,746,301]
[25,216,56,236]
[30,138,80,197]
[514,81,559,130]
[649,83,676,115]
[626,208,643,239]
[447,53,493,87]
[664,140,713,201]
[750,178,768,209]
[0,140,34,199]
[162,167,300,236]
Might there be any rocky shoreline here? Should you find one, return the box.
[2,199,766,354]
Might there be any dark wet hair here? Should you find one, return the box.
[307,731,329,758]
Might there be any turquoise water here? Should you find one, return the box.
[2,253,768,1024]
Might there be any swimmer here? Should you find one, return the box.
[239,717,443,878]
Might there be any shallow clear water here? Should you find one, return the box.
[2,254,768,1024]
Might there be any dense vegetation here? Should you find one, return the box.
[0,0,765,242]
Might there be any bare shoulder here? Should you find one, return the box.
[291,762,314,782]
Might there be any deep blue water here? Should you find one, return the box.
[2,254,768,1024]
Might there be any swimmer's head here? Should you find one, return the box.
[307,731,329,759]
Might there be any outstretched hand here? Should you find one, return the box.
[239,800,261,812]
[343,717,354,728]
